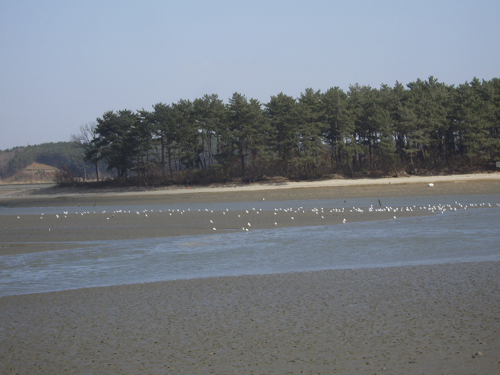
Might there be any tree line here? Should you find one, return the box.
[74,77,500,184]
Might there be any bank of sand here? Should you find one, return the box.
[1,172,500,208]
[1,174,500,374]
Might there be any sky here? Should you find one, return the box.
[1,0,499,150]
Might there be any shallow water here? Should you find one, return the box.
[1,195,500,296]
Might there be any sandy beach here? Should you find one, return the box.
[2,172,500,208]
[1,174,500,374]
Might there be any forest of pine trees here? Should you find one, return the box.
[73,77,500,185]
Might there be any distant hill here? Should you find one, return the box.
[0,142,104,182]
[2,162,61,183]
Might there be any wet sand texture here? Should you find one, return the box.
[1,262,499,374]
[1,175,499,374]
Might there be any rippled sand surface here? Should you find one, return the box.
[1,262,499,374]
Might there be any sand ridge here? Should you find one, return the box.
[1,172,500,206]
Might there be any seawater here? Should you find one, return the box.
[1,195,500,297]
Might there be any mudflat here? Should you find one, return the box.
[1,262,499,374]
[1,174,499,255]
[1,174,499,374]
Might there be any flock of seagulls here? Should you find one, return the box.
[18,200,500,234]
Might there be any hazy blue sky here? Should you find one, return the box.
[1,0,499,150]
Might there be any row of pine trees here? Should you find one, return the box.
[75,77,500,184]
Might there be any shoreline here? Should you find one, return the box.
[1,172,499,208]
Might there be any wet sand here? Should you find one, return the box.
[1,174,499,255]
[1,174,500,374]
[1,262,499,374]
[0,205,433,255]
